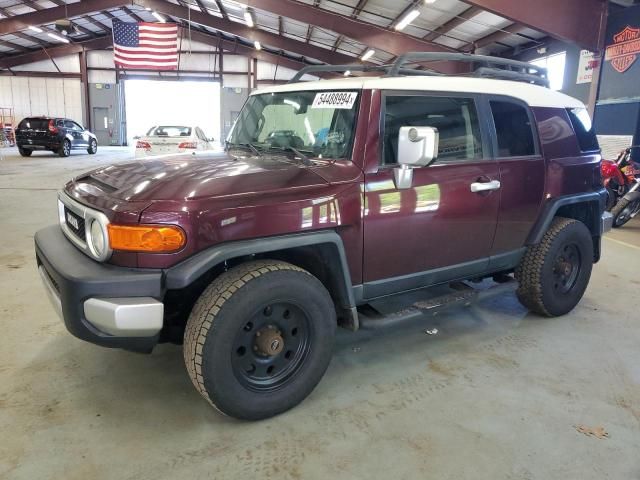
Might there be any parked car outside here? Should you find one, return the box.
[135,125,214,157]
[35,53,612,421]
[16,117,97,157]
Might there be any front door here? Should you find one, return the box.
[362,93,500,299]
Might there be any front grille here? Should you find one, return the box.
[64,206,85,241]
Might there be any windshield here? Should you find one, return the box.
[147,126,192,137]
[228,90,360,160]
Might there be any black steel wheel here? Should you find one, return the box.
[231,302,311,392]
[552,243,581,294]
[184,260,336,420]
[59,139,71,157]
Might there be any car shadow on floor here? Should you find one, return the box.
[21,292,538,426]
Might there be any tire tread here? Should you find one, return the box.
[515,217,578,317]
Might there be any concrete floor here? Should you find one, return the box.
[1,146,639,480]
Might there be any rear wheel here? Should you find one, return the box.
[184,260,336,420]
[87,138,97,154]
[516,217,593,317]
[18,147,32,157]
[59,139,71,157]
[611,197,640,228]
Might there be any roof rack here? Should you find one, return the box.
[289,52,549,88]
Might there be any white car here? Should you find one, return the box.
[135,125,213,157]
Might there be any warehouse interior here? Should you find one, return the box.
[1,0,639,478]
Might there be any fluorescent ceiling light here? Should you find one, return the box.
[361,49,375,61]
[244,10,255,28]
[47,32,70,43]
[254,40,262,50]
[424,0,437,3]
[28,25,43,33]
[395,9,420,31]
[151,11,165,22]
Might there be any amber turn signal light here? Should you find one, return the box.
[108,224,186,253]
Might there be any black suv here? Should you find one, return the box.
[16,117,98,157]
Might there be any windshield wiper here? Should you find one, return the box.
[226,141,262,157]
[269,145,313,166]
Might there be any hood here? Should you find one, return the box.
[66,151,333,204]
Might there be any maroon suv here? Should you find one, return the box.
[35,54,612,420]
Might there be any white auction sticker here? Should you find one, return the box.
[312,92,358,109]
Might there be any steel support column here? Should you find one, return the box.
[80,49,91,130]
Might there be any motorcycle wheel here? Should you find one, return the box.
[611,198,640,228]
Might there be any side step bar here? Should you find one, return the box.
[358,279,518,330]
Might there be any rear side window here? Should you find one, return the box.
[383,95,484,164]
[567,108,599,152]
[490,100,536,157]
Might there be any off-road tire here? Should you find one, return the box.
[515,217,593,317]
[184,260,336,420]
[59,139,71,157]
[87,139,98,154]
[18,147,32,157]
[611,197,638,228]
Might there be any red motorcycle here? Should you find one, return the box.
[601,147,640,227]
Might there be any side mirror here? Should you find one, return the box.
[208,137,215,142]
[394,126,439,189]
[133,135,141,140]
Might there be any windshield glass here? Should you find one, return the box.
[147,126,192,137]
[228,90,360,159]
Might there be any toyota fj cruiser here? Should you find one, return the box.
[35,53,613,420]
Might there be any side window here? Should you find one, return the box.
[383,95,483,165]
[567,108,599,152]
[490,100,536,157]
[63,120,75,129]
[196,128,206,141]
[72,121,83,130]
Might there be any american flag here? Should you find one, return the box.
[112,21,179,70]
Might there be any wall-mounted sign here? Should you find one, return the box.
[605,26,640,73]
[576,50,596,84]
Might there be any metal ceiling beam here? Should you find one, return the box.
[424,6,483,42]
[241,0,456,56]
[0,36,112,69]
[460,0,608,52]
[138,0,365,66]
[0,0,128,35]
[463,23,529,52]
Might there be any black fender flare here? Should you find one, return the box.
[526,189,607,245]
[164,230,358,325]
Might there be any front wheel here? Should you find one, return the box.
[59,139,71,157]
[611,197,640,228]
[18,147,32,157]
[184,260,336,420]
[516,217,593,317]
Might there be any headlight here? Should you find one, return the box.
[89,219,106,257]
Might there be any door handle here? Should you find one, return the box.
[470,180,501,193]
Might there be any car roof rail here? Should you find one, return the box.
[287,63,443,83]
[388,52,549,87]
[288,52,549,88]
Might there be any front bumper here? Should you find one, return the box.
[35,225,164,352]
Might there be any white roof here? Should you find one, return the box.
[254,76,585,109]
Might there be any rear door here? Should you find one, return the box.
[484,96,545,260]
[362,92,500,298]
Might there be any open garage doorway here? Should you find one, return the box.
[124,79,221,147]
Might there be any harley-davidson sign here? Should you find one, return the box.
[605,26,640,73]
